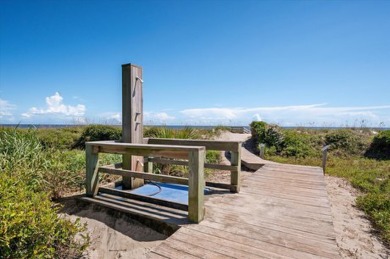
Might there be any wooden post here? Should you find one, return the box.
[259,143,265,159]
[122,64,144,189]
[144,156,153,174]
[322,145,330,175]
[188,149,205,223]
[86,144,99,197]
[230,143,241,193]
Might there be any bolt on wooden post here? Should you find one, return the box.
[122,64,145,189]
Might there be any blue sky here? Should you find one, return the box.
[1,0,389,127]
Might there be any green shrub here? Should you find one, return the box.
[144,126,222,176]
[0,174,88,258]
[263,124,284,152]
[0,128,86,198]
[281,131,313,158]
[249,121,267,145]
[36,127,84,149]
[144,127,174,138]
[174,127,201,139]
[250,121,284,149]
[144,126,201,139]
[357,193,390,242]
[250,122,314,157]
[265,154,390,244]
[0,128,88,257]
[365,130,390,159]
[325,129,369,156]
[72,125,121,149]
[206,150,222,164]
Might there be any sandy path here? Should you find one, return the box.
[62,201,166,259]
[218,131,390,258]
[325,176,389,258]
[61,131,389,258]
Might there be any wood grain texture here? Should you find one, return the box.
[230,149,241,193]
[188,149,205,223]
[122,64,144,189]
[148,157,238,171]
[147,138,241,152]
[85,144,99,197]
[98,166,189,185]
[150,163,340,258]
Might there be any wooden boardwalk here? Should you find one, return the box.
[148,163,340,258]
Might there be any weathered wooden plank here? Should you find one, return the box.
[146,252,169,259]
[206,205,335,237]
[95,193,188,220]
[85,144,100,197]
[245,182,329,198]
[144,156,153,173]
[188,149,205,223]
[230,148,241,193]
[246,178,327,191]
[199,220,339,258]
[204,163,236,171]
[206,198,333,222]
[87,141,204,159]
[182,224,324,259]
[171,229,266,259]
[178,227,294,259]
[152,243,200,259]
[149,157,188,166]
[241,189,330,206]
[251,174,326,185]
[259,166,324,175]
[207,194,333,216]
[98,166,189,185]
[266,165,323,172]
[147,138,241,152]
[79,195,189,228]
[205,181,232,190]
[260,169,323,177]
[149,157,237,171]
[246,177,327,190]
[122,63,144,189]
[238,190,331,208]
[167,235,236,258]
[203,207,336,243]
[90,152,341,258]
[98,187,188,211]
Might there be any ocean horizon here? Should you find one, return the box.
[1,124,389,131]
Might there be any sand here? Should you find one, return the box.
[61,201,166,259]
[325,176,389,258]
[60,131,389,258]
[216,131,389,258]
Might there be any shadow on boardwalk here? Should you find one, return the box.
[148,132,340,258]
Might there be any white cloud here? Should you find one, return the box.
[100,112,121,124]
[144,112,175,124]
[182,108,240,120]
[179,104,390,126]
[22,92,86,118]
[0,98,16,118]
[97,111,176,125]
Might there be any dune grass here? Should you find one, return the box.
[251,122,390,245]
[0,125,224,257]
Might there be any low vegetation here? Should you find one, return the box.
[0,128,88,258]
[7,122,387,255]
[250,121,390,245]
[0,124,223,257]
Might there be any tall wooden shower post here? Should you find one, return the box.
[122,64,144,189]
